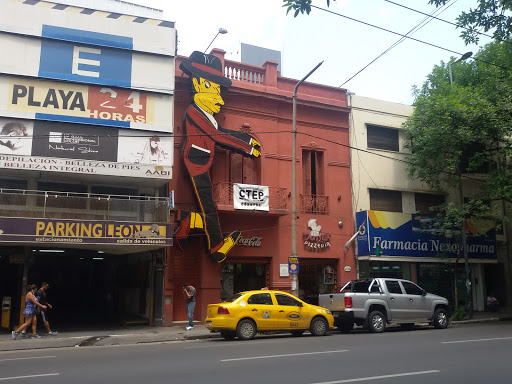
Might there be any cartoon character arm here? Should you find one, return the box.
[187,107,261,157]
[217,126,261,158]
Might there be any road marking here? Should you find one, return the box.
[443,336,512,344]
[0,356,56,362]
[311,370,440,383]
[0,373,59,381]
[221,350,348,362]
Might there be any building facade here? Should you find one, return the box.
[349,94,506,312]
[164,50,355,324]
[0,0,175,330]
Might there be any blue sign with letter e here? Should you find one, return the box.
[39,25,132,87]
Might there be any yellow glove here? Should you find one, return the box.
[250,138,261,148]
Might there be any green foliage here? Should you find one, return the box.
[403,40,512,225]
[282,0,332,17]
[451,306,467,321]
[430,0,512,44]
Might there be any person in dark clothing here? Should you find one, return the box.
[183,283,196,330]
[35,282,58,336]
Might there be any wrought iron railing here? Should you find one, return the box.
[0,188,169,222]
[300,194,329,215]
[212,182,288,211]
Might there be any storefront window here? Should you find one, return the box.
[220,263,267,301]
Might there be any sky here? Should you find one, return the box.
[129,0,493,105]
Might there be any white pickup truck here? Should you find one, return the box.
[318,278,450,333]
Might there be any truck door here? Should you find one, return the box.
[400,281,429,320]
[384,280,411,321]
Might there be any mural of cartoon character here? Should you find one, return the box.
[175,51,262,263]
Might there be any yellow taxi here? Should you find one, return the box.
[205,290,334,340]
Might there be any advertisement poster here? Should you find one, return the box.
[0,76,170,131]
[0,117,33,156]
[0,117,173,178]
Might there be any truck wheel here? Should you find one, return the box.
[236,319,257,340]
[338,322,354,333]
[291,330,305,337]
[368,310,386,333]
[221,332,236,340]
[310,317,328,336]
[433,308,449,329]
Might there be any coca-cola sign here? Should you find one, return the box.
[237,236,262,247]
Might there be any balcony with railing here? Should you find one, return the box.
[212,182,288,215]
[300,194,329,215]
[0,188,170,222]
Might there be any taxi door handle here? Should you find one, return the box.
[279,310,285,313]
[252,309,258,312]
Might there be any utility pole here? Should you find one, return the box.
[291,61,323,298]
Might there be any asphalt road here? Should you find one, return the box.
[1,322,511,384]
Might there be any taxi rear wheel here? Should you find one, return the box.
[236,319,257,340]
[221,332,236,340]
[310,316,328,336]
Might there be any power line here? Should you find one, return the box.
[311,4,512,73]
[340,0,456,87]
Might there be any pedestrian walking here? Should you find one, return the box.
[183,283,196,330]
[12,284,47,340]
[35,282,58,336]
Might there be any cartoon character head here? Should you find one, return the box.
[179,51,232,115]
[308,219,321,237]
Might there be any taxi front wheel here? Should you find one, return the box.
[236,319,257,340]
[310,317,328,336]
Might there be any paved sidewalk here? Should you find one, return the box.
[1,309,511,352]
[0,323,219,352]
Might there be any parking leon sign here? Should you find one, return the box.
[233,183,269,211]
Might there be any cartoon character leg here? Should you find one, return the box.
[190,172,241,262]
[174,210,204,252]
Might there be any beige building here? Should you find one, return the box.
[348,94,507,312]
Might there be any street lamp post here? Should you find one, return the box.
[449,51,473,319]
[291,61,323,298]
[449,51,472,85]
[204,28,228,53]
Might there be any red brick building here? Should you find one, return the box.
[164,49,354,325]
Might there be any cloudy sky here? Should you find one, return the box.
[130,0,492,105]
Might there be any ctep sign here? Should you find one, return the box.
[233,183,269,211]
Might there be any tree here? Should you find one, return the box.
[403,40,512,317]
[430,0,512,44]
[282,0,333,17]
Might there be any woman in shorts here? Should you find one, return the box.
[12,284,47,339]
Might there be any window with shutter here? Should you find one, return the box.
[414,193,445,215]
[230,153,243,184]
[303,150,312,194]
[229,151,259,185]
[369,189,402,212]
[367,125,399,152]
